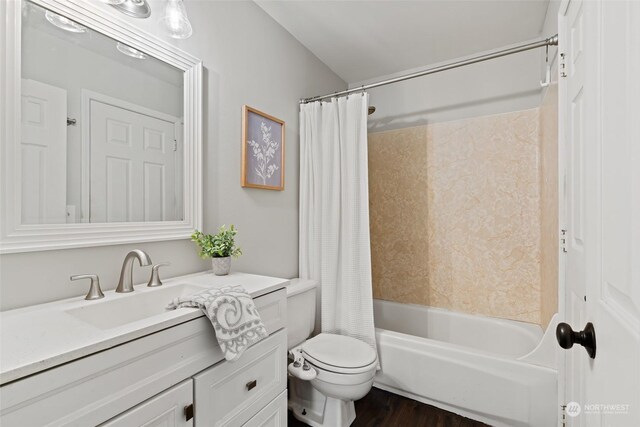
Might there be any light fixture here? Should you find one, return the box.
[159,0,193,40]
[110,0,151,19]
[44,10,87,33]
[116,42,147,59]
[98,0,125,5]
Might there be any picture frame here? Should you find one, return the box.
[241,105,285,191]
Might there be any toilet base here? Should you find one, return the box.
[289,376,357,427]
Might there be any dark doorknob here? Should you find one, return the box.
[556,322,596,359]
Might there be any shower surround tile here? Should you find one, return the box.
[540,84,559,328]
[369,126,430,306]
[368,108,543,324]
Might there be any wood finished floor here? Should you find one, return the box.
[287,387,489,427]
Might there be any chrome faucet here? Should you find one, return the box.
[116,250,152,293]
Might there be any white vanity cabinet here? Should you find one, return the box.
[0,286,287,427]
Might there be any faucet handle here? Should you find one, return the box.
[71,274,105,300]
[147,262,170,287]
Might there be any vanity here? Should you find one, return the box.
[0,272,289,426]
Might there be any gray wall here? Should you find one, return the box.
[349,0,559,133]
[354,50,543,132]
[0,0,346,311]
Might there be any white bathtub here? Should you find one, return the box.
[373,299,558,427]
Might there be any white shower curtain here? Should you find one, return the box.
[299,93,377,353]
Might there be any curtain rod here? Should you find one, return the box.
[300,34,558,104]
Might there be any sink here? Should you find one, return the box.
[66,284,207,330]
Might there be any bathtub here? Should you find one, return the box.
[372,299,558,427]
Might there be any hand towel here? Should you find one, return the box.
[167,285,268,361]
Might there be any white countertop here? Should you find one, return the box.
[0,271,288,385]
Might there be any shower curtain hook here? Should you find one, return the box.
[540,45,551,88]
[545,44,549,63]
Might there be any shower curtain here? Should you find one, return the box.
[299,93,377,353]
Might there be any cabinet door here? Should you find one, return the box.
[243,391,287,427]
[100,380,193,427]
[194,330,287,426]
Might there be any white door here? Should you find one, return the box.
[100,379,193,427]
[20,79,67,224]
[559,0,589,422]
[559,0,640,425]
[174,121,184,221]
[90,99,177,223]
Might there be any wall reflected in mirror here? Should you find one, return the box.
[20,0,184,224]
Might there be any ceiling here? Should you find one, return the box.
[255,0,551,84]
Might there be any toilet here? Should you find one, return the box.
[286,279,378,427]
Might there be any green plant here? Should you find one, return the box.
[191,225,242,259]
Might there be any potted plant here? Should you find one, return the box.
[191,225,242,276]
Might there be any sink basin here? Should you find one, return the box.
[66,284,207,330]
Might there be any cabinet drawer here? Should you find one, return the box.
[100,379,193,427]
[243,391,287,427]
[254,288,286,335]
[193,329,287,426]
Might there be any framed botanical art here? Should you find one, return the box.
[241,105,285,190]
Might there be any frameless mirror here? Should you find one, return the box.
[20,0,184,224]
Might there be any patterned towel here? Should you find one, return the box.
[167,285,268,361]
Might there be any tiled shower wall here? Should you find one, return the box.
[368,105,558,326]
[539,85,559,327]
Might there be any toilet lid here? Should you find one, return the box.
[302,333,377,372]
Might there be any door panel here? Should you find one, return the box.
[560,1,588,423]
[587,0,640,425]
[90,99,177,223]
[144,162,166,222]
[561,0,640,425]
[105,156,132,222]
[20,79,67,224]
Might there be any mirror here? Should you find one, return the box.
[1,0,202,253]
[21,0,184,224]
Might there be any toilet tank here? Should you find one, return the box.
[286,279,317,349]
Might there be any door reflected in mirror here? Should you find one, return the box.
[20,0,184,224]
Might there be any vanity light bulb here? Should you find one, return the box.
[159,0,193,40]
[116,42,147,59]
[44,10,87,33]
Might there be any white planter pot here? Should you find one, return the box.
[211,256,231,276]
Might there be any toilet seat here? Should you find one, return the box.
[301,333,377,374]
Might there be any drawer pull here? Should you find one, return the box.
[246,379,257,391]
[184,403,194,421]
